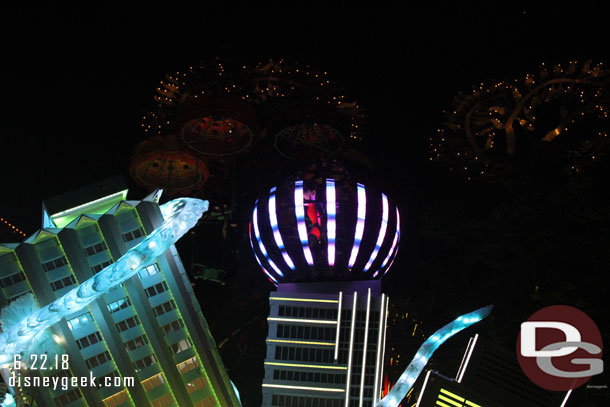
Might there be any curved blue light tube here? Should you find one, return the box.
[0,198,208,365]
[377,305,493,407]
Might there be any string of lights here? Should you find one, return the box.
[430,60,610,181]
[0,218,27,238]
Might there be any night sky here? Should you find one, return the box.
[1,4,608,406]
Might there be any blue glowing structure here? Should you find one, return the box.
[0,198,208,365]
[1,393,15,407]
[377,305,493,407]
[250,179,400,284]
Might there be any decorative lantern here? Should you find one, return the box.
[129,135,209,196]
[178,95,259,157]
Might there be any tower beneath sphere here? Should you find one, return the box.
[249,170,400,407]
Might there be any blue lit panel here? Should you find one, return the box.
[363,194,389,272]
[377,305,493,407]
[347,183,367,268]
[326,179,336,267]
[268,188,296,270]
[294,181,314,266]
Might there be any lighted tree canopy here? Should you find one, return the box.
[431,61,610,181]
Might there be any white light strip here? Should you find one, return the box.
[415,370,432,407]
[457,334,478,383]
[456,336,474,382]
[268,187,296,270]
[560,389,572,407]
[252,204,284,278]
[375,207,400,278]
[265,361,347,370]
[379,296,389,397]
[295,181,314,266]
[50,190,127,219]
[348,183,367,268]
[364,194,389,272]
[373,294,386,402]
[269,297,339,303]
[262,383,345,393]
[326,179,337,267]
[345,291,358,407]
[267,317,337,325]
[359,289,372,407]
[335,291,343,361]
[249,222,279,284]
[267,339,335,346]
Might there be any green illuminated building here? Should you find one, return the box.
[0,176,240,407]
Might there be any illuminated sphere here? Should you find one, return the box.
[249,176,400,285]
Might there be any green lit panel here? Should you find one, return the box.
[51,190,128,228]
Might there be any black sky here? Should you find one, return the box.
[1,4,606,234]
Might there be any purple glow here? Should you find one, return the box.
[326,179,336,267]
[268,187,296,270]
[294,181,314,266]
[252,203,285,278]
[363,194,389,272]
[348,183,367,268]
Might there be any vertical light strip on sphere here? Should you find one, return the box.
[249,221,278,284]
[294,180,315,266]
[363,194,389,272]
[348,183,367,268]
[374,207,400,278]
[252,203,284,278]
[268,187,296,270]
[326,179,337,267]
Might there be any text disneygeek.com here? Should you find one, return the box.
[8,355,135,390]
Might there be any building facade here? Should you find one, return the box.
[0,177,240,407]
[262,280,388,407]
